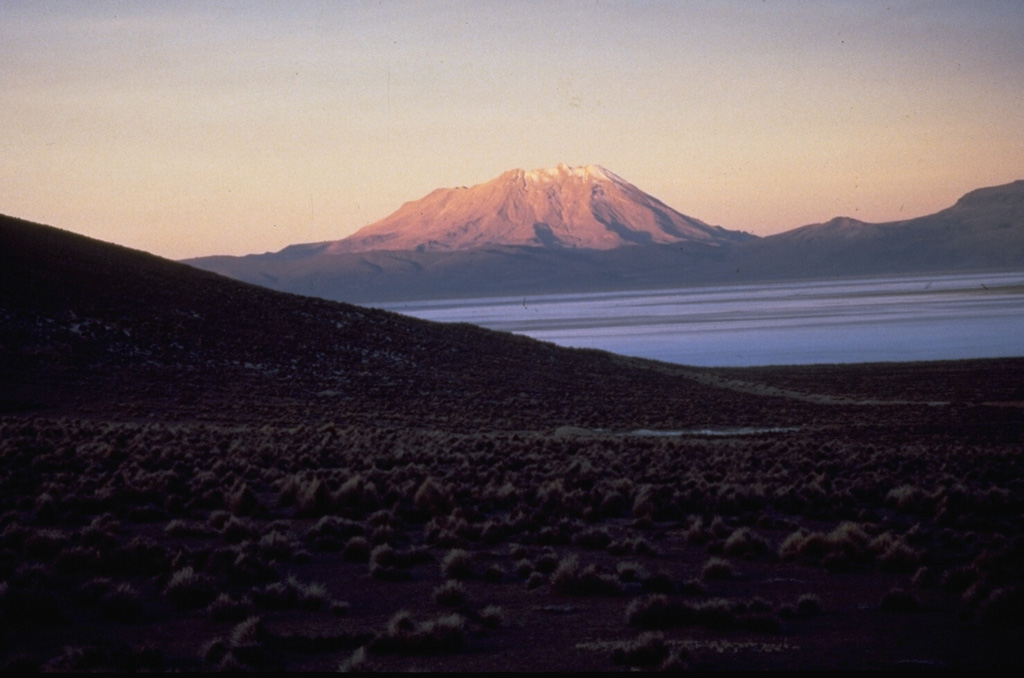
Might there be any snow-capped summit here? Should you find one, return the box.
[321,164,750,253]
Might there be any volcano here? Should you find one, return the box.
[283,164,751,256]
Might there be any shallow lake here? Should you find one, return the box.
[378,272,1024,366]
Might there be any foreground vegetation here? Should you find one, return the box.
[1,394,1022,670]
[2,215,1023,669]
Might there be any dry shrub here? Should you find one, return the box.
[886,485,933,515]
[534,551,559,574]
[550,556,620,595]
[164,566,216,608]
[723,527,771,559]
[525,572,545,590]
[440,548,473,580]
[625,595,684,629]
[795,593,823,617]
[257,530,297,561]
[207,593,256,622]
[343,536,372,563]
[779,521,872,570]
[225,615,270,667]
[252,575,327,611]
[616,560,647,583]
[701,556,736,580]
[296,477,331,517]
[333,475,371,511]
[164,520,215,538]
[225,482,260,516]
[479,604,504,628]
[220,516,257,543]
[372,610,465,654]
[869,532,923,572]
[337,646,376,672]
[572,527,612,550]
[433,579,468,607]
[978,586,1024,627]
[368,544,408,580]
[24,529,67,559]
[99,583,142,621]
[414,477,454,517]
[611,631,670,669]
[631,484,659,520]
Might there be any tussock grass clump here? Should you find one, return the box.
[99,582,143,621]
[479,604,504,628]
[163,566,216,608]
[525,572,546,590]
[572,526,612,550]
[343,536,372,563]
[295,477,332,517]
[222,615,271,668]
[616,560,647,583]
[533,551,559,574]
[225,482,261,516]
[869,532,924,572]
[220,515,258,543]
[258,528,300,561]
[413,477,454,517]
[433,579,468,607]
[368,543,429,580]
[253,575,329,611]
[24,529,67,559]
[440,548,473,580]
[978,586,1024,627]
[611,631,670,669]
[795,593,823,617]
[626,595,687,629]
[371,610,466,654]
[306,516,364,552]
[207,593,256,622]
[337,646,376,673]
[550,556,620,596]
[701,556,737,580]
[164,519,216,538]
[886,484,934,515]
[723,527,771,559]
[779,521,873,570]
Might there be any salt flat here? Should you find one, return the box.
[380,272,1024,366]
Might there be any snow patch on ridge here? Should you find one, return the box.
[525,164,617,184]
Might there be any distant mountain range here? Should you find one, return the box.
[188,169,1022,303]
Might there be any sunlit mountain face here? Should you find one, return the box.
[279,164,753,256]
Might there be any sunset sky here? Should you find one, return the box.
[3,1,1023,260]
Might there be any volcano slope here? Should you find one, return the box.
[2,213,1023,671]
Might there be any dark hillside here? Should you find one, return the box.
[0,214,793,429]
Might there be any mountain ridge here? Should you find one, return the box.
[186,174,1024,304]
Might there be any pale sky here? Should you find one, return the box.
[3,1,1023,259]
